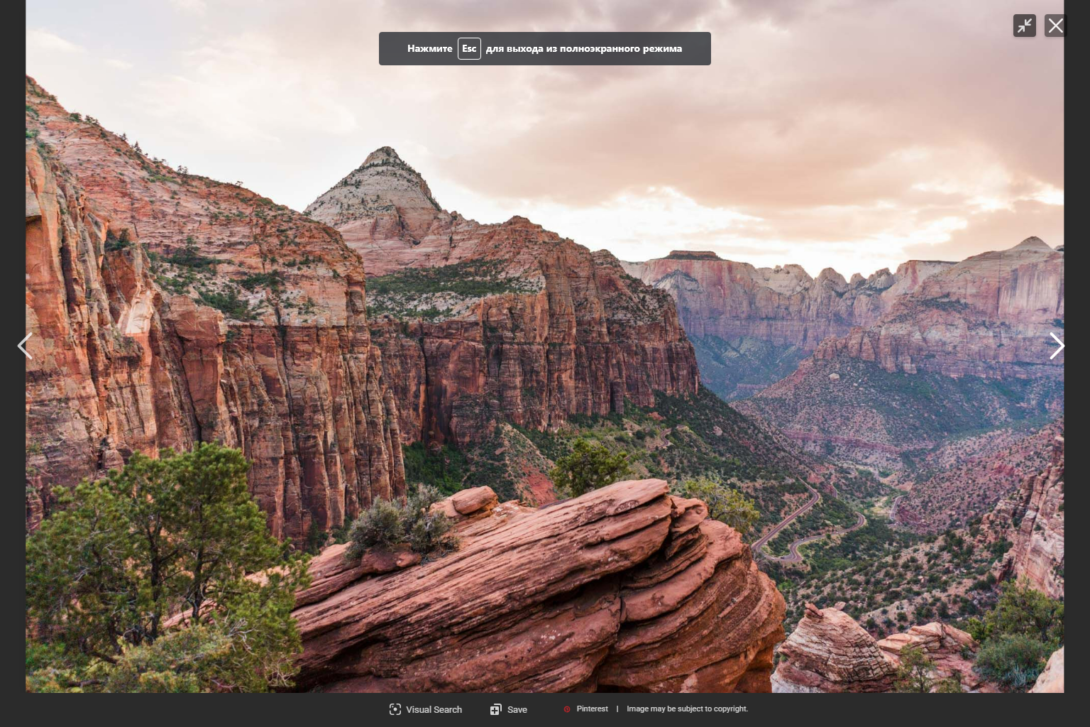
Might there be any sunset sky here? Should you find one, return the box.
[26,0,1064,277]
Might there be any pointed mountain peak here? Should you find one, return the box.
[306,147,443,229]
[363,145,405,167]
[1011,236,1052,252]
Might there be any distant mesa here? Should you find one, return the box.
[665,250,722,260]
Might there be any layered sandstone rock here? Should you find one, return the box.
[876,622,985,691]
[813,238,1065,379]
[303,146,447,271]
[307,150,700,446]
[289,480,785,692]
[736,239,1063,467]
[25,78,404,540]
[1030,647,1064,693]
[773,606,989,693]
[986,435,1065,599]
[623,252,948,349]
[26,138,193,526]
[770,604,895,693]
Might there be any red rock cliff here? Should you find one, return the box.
[623,252,952,349]
[290,479,785,692]
[306,150,700,446]
[25,78,404,540]
[813,238,1065,379]
[985,434,1065,599]
[621,252,955,399]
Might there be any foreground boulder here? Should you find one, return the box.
[771,604,895,693]
[290,480,785,692]
[876,622,985,691]
[772,604,990,693]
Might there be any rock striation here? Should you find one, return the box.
[772,605,987,693]
[770,604,895,693]
[289,480,785,692]
[307,150,700,447]
[303,146,447,272]
[985,435,1065,599]
[875,622,985,691]
[25,78,404,540]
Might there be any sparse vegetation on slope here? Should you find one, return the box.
[762,514,1032,640]
[891,420,1062,533]
[739,359,1063,469]
[691,335,809,401]
[367,259,542,320]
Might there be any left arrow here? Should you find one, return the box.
[19,333,31,359]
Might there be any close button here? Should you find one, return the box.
[1045,15,1065,37]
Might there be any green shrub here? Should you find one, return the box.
[345,498,405,559]
[974,634,1050,690]
[893,645,935,693]
[105,228,133,252]
[344,486,458,561]
[935,675,964,693]
[549,438,631,498]
[672,475,760,536]
[199,286,255,320]
[405,487,458,556]
[168,238,218,270]
[239,271,284,293]
[103,625,236,693]
[966,579,1063,645]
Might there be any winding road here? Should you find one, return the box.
[751,481,867,564]
[751,482,820,554]
[762,511,867,563]
[889,495,905,525]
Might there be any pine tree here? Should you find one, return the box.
[25,443,309,692]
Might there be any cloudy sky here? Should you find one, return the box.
[26,0,1063,276]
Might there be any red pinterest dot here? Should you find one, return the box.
[564,706,571,713]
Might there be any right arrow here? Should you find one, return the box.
[18,333,31,360]
[1050,331,1065,360]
